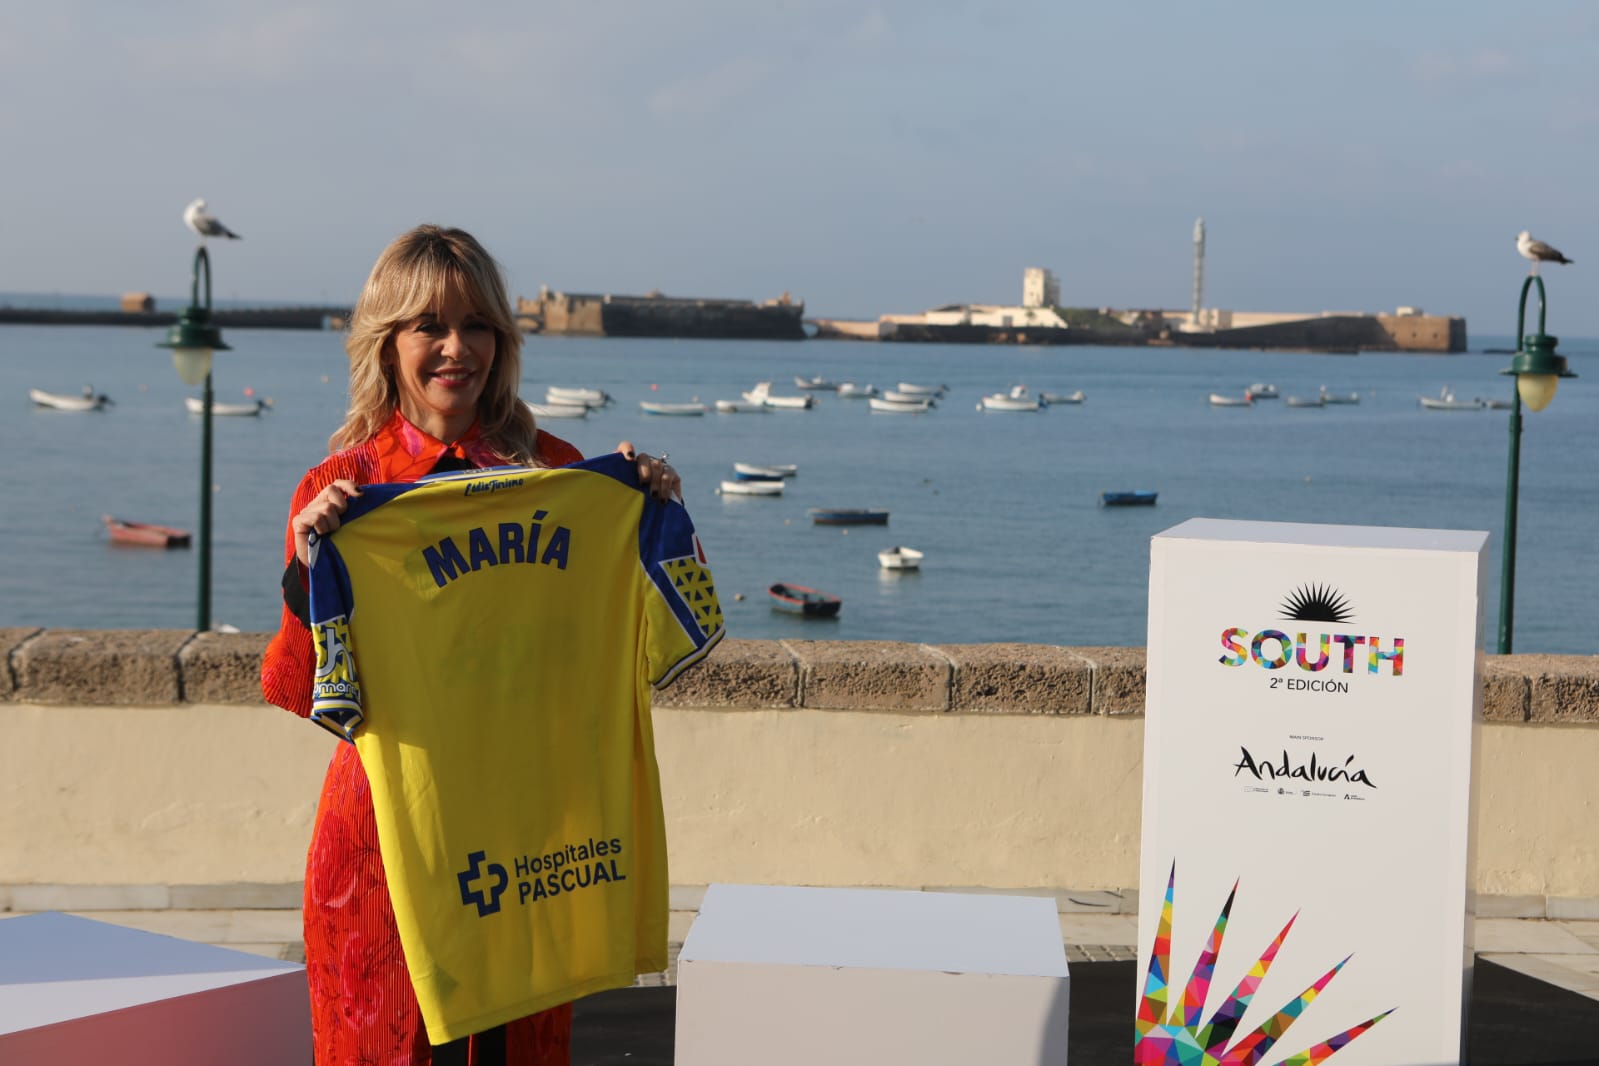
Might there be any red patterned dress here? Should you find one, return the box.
[262,411,582,1065]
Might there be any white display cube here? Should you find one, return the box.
[676,884,1070,1065]
[1140,518,1486,1066]
[0,911,310,1065]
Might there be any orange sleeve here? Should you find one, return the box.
[535,429,583,466]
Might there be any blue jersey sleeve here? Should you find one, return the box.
[307,533,364,743]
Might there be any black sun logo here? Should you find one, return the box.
[1280,583,1354,623]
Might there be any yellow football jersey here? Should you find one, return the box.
[308,455,723,1042]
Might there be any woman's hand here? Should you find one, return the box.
[617,441,682,502]
[291,479,362,566]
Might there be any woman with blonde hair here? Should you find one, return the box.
[262,224,679,1064]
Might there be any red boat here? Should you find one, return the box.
[103,515,192,549]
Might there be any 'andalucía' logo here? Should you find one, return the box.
[458,851,509,917]
[1135,863,1393,1064]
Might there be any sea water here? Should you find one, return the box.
[1,324,1593,653]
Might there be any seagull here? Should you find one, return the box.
[184,199,242,241]
[1517,230,1571,274]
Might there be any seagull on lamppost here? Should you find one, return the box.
[184,198,242,241]
[1516,230,1572,275]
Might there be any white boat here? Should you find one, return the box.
[733,462,797,479]
[1209,392,1252,407]
[881,389,936,405]
[1319,386,1360,405]
[836,382,878,398]
[30,387,110,411]
[185,396,270,416]
[1284,395,1324,408]
[877,545,924,570]
[868,396,933,414]
[979,392,1041,412]
[525,401,588,419]
[1419,387,1482,411]
[1246,383,1279,400]
[546,386,611,408]
[895,381,947,396]
[718,479,783,496]
[793,375,838,391]
[1041,390,1085,405]
[714,399,769,413]
[639,401,705,416]
[742,382,815,409]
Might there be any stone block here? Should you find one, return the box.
[9,884,171,912]
[0,628,41,700]
[939,643,1091,715]
[1521,655,1599,722]
[179,631,269,704]
[11,630,189,705]
[652,639,797,709]
[784,640,949,712]
[1548,896,1599,921]
[169,883,303,910]
[1482,656,1529,722]
[1073,646,1146,716]
[1475,894,1546,919]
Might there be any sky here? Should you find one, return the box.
[3,1,1598,334]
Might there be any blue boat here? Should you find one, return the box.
[769,582,842,617]
[1101,491,1158,507]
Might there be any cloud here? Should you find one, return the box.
[1410,48,1519,87]
[646,56,771,117]
[847,10,891,47]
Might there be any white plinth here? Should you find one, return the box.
[1141,518,1486,1066]
[0,912,310,1065]
[675,884,1070,1066]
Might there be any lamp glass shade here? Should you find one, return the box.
[171,347,214,386]
[1517,373,1559,412]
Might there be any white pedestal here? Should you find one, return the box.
[0,912,310,1065]
[675,884,1070,1065]
[1141,518,1486,1066]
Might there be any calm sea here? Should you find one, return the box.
[2,323,1594,653]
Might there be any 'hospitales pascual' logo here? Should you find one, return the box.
[458,851,509,917]
[1217,583,1404,680]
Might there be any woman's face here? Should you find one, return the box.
[385,287,497,442]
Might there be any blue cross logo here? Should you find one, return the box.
[457,851,509,917]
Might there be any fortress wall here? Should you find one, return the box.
[2,631,1596,905]
[1377,313,1468,352]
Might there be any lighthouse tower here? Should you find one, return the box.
[1191,217,1206,327]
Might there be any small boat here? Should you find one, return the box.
[1101,491,1158,507]
[877,546,924,570]
[979,390,1041,412]
[1318,386,1360,405]
[546,386,612,408]
[881,390,937,405]
[31,387,110,411]
[836,383,878,399]
[1041,391,1085,405]
[1209,392,1252,407]
[1479,397,1511,410]
[525,401,588,419]
[639,401,706,416]
[895,382,947,396]
[768,582,842,617]
[1246,383,1279,400]
[714,399,770,413]
[868,396,933,414]
[743,382,815,409]
[719,480,783,496]
[733,462,797,479]
[793,375,838,391]
[809,508,889,525]
[186,396,270,416]
[1284,395,1324,408]
[1419,387,1482,411]
[102,515,191,548]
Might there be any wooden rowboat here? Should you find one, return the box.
[768,582,842,617]
[31,388,110,411]
[809,508,889,525]
[102,515,191,548]
[186,396,270,416]
[1100,491,1158,508]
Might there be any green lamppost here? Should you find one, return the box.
[1497,275,1576,654]
[156,246,230,632]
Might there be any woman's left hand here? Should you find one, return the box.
[617,441,682,502]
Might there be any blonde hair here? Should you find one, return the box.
[331,224,539,463]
